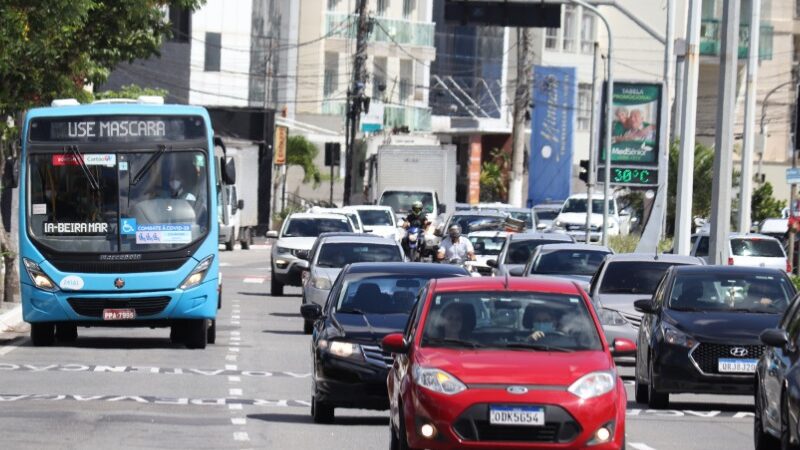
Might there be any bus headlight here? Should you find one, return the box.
[23,258,57,292]
[180,255,214,290]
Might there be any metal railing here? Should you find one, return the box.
[325,12,435,48]
[321,100,432,132]
[699,19,774,60]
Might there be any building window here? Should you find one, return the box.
[168,7,190,42]
[377,0,389,16]
[702,0,716,18]
[580,14,595,54]
[327,0,340,10]
[204,32,221,72]
[324,52,339,96]
[403,0,415,19]
[562,6,576,52]
[373,57,388,100]
[577,83,593,131]
[545,27,558,49]
[399,59,413,101]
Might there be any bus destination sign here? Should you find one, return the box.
[29,116,206,143]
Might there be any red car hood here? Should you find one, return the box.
[415,347,613,386]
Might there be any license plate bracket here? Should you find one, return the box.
[102,308,136,321]
[488,405,545,427]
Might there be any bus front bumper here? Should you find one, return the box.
[22,279,218,324]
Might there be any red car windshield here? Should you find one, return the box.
[421,292,602,351]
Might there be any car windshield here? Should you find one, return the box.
[468,235,505,256]
[450,215,506,234]
[668,273,793,313]
[561,198,615,215]
[535,210,559,221]
[357,209,394,226]
[731,238,785,258]
[379,191,434,214]
[504,239,565,264]
[532,250,609,276]
[28,150,209,252]
[599,261,685,295]
[509,211,534,229]
[336,275,428,315]
[282,218,352,237]
[316,243,402,268]
[421,292,602,351]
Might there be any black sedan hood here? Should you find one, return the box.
[664,309,781,344]
[332,312,409,343]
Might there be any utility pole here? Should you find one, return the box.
[673,0,702,255]
[509,28,533,208]
[708,0,740,265]
[585,42,600,244]
[343,0,370,206]
[738,0,761,233]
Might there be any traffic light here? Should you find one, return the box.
[579,159,590,184]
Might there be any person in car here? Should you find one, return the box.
[438,303,475,339]
[526,307,560,341]
[437,224,476,262]
[745,282,781,308]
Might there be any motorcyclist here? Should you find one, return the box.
[402,201,430,259]
[437,224,475,262]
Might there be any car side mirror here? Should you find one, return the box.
[300,304,323,322]
[486,259,497,268]
[381,333,409,354]
[611,338,636,357]
[439,204,447,214]
[221,157,236,185]
[633,299,656,314]
[295,250,310,261]
[760,328,789,348]
[237,199,245,210]
[536,223,547,230]
[296,259,309,269]
[508,266,525,277]
[266,230,279,239]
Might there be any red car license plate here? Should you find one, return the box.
[103,308,136,321]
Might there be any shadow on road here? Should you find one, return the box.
[238,292,301,298]
[48,337,182,350]
[270,312,301,318]
[627,400,754,412]
[249,413,389,426]
[263,329,305,336]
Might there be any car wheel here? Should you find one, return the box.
[397,404,417,450]
[647,361,669,409]
[311,395,334,424]
[755,383,779,450]
[782,396,800,450]
[170,323,185,344]
[390,424,400,450]
[31,323,55,347]
[303,320,313,335]
[225,233,235,251]
[55,323,78,342]
[207,319,216,344]
[184,319,207,349]
[271,276,284,296]
[634,371,648,404]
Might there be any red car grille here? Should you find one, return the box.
[452,404,581,443]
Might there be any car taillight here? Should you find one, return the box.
[727,257,734,266]
[787,261,793,273]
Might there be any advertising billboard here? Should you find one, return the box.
[602,81,663,166]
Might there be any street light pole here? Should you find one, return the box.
[569,0,614,247]
[738,0,762,234]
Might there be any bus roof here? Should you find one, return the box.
[24,103,211,121]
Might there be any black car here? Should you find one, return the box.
[300,262,469,423]
[754,291,800,450]
[634,265,795,408]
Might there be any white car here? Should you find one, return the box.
[266,213,355,296]
[550,193,626,242]
[307,206,364,233]
[690,232,790,272]
[466,231,508,276]
[344,205,403,242]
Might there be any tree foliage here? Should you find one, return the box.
[480,148,509,202]
[286,136,322,187]
[94,84,169,101]
[0,0,203,117]
[751,182,786,224]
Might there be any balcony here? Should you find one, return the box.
[699,19,774,60]
[325,13,435,48]
[320,100,432,132]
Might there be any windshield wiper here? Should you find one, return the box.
[504,343,575,353]
[669,307,706,312]
[728,308,776,314]
[66,145,100,191]
[132,144,168,186]
[423,337,484,349]
[338,308,368,315]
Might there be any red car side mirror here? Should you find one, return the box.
[611,338,636,357]
[382,333,408,354]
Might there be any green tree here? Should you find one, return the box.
[751,182,786,224]
[479,148,509,202]
[286,136,322,187]
[94,84,169,101]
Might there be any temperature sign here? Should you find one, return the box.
[597,167,658,186]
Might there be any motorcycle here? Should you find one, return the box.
[446,256,481,277]
[406,226,425,262]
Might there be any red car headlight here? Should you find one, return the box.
[568,371,616,399]
[413,366,467,395]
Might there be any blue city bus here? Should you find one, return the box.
[17,100,232,349]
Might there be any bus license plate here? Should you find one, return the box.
[489,406,545,426]
[718,358,757,373]
[103,309,136,321]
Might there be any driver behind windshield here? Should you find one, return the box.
[524,306,560,342]
[437,303,475,339]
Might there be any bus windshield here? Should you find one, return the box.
[28,150,209,252]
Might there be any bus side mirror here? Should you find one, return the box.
[221,157,236,185]
[237,199,245,210]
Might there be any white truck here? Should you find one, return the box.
[217,139,261,250]
[549,192,630,243]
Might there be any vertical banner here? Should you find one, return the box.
[603,82,662,166]
[528,65,577,206]
[468,136,482,204]
[273,125,288,165]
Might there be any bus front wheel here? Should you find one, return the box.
[184,319,207,349]
[31,323,55,346]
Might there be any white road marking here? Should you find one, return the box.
[233,432,250,442]
[231,418,246,426]
[220,263,232,267]
[0,344,20,357]
[225,364,238,370]
[229,347,240,353]
[229,342,240,347]
[232,310,241,314]
[230,336,241,341]
[228,403,243,410]
[226,355,238,362]
[229,376,241,382]
[232,315,241,320]
[243,278,264,284]
[231,331,240,336]
[229,388,243,396]
[231,321,241,325]
[630,443,657,450]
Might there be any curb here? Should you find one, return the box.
[0,304,24,334]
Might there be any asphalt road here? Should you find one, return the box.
[0,246,758,449]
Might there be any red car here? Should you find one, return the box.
[383,276,634,450]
